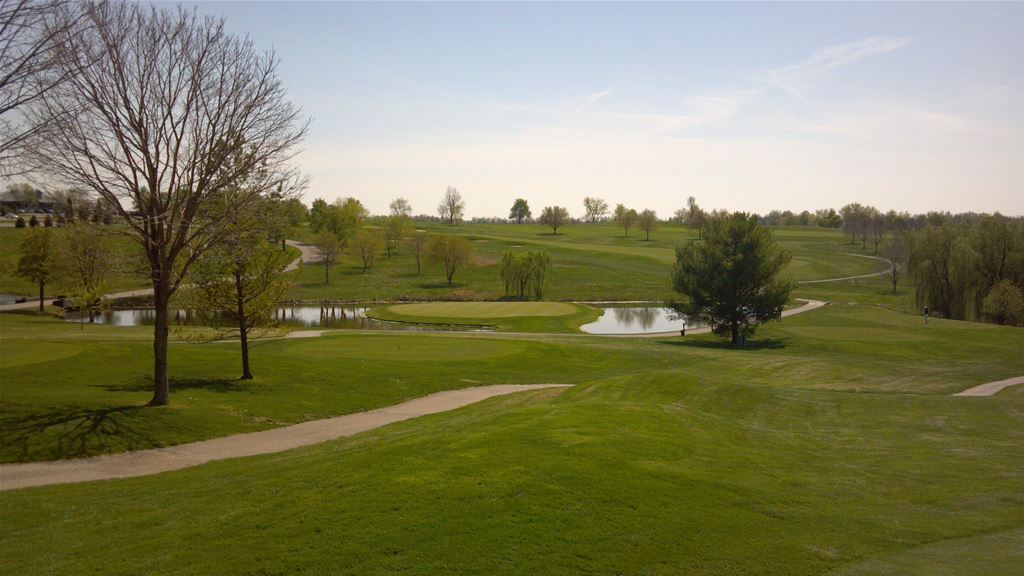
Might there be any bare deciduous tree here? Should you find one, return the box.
[315,232,341,284]
[884,234,905,294]
[408,230,428,274]
[0,0,86,176]
[438,186,464,225]
[638,209,657,241]
[583,197,607,223]
[29,1,307,405]
[539,205,569,235]
[427,234,474,285]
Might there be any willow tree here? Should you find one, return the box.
[500,251,550,300]
[30,1,306,405]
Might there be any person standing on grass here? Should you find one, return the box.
[924,306,929,324]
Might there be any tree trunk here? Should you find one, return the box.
[730,322,740,346]
[149,281,171,406]
[324,262,329,284]
[38,280,45,312]
[235,270,253,380]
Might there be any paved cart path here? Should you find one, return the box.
[951,376,1024,397]
[0,384,570,492]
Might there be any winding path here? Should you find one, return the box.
[797,254,890,285]
[951,376,1024,397]
[0,384,570,492]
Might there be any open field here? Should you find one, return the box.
[285,223,890,304]
[1,301,1023,574]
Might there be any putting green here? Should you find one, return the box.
[385,301,579,318]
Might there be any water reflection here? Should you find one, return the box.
[581,306,694,335]
[65,305,490,332]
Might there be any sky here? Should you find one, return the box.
[182,1,1024,218]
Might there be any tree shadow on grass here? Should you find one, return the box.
[0,405,154,462]
[659,337,791,351]
[418,281,462,289]
[96,377,246,394]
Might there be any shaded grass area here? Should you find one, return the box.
[368,301,602,333]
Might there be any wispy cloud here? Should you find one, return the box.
[764,36,913,100]
[597,88,759,133]
[575,89,610,112]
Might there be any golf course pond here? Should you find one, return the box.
[64,302,691,334]
[578,306,691,335]
[63,305,493,332]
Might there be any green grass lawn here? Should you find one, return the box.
[0,226,149,298]
[367,301,602,332]
[1,302,1023,574]
[284,222,888,303]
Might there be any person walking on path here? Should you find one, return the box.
[924,306,929,324]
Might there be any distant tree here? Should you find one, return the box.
[309,198,330,231]
[816,208,842,228]
[390,197,412,218]
[309,197,365,245]
[840,203,868,246]
[583,197,608,223]
[14,216,25,228]
[3,182,39,209]
[188,239,291,379]
[866,207,886,253]
[509,198,531,224]
[638,209,657,241]
[685,196,706,239]
[427,235,474,285]
[883,234,906,294]
[52,222,115,322]
[500,251,551,300]
[437,186,465,225]
[315,232,341,284]
[539,205,569,235]
[907,223,966,319]
[15,227,52,311]
[670,213,793,345]
[352,229,384,272]
[384,214,410,257]
[385,198,412,256]
[43,214,53,227]
[614,204,638,237]
[28,214,38,227]
[982,280,1024,326]
[407,230,428,274]
[282,198,308,226]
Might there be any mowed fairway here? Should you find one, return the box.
[386,301,579,318]
[283,223,890,304]
[369,302,601,332]
[2,303,1023,574]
